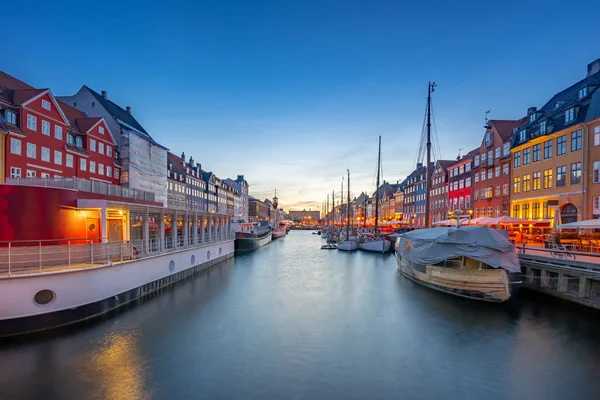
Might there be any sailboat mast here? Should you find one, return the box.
[347,169,350,235]
[326,194,329,226]
[341,177,344,227]
[375,135,381,229]
[332,190,335,226]
[425,81,436,229]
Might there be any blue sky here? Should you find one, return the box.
[4,0,600,211]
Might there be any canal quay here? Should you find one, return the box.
[2,231,600,400]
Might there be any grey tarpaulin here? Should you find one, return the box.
[396,226,520,273]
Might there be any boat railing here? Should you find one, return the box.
[0,232,235,277]
[5,177,156,202]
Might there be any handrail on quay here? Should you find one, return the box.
[0,233,235,277]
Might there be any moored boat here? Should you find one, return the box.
[395,226,521,302]
[337,169,359,252]
[234,222,272,251]
[358,235,392,253]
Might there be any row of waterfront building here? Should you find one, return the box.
[0,69,255,229]
[325,58,600,229]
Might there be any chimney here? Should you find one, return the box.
[189,156,194,165]
[101,90,108,99]
[126,106,132,115]
[197,162,201,171]
[527,107,537,115]
[587,58,600,77]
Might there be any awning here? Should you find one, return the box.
[556,219,600,229]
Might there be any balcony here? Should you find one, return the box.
[5,177,156,202]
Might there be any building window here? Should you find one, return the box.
[90,139,96,152]
[41,147,50,162]
[518,130,526,143]
[80,158,87,171]
[512,204,520,218]
[514,151,521,168]
[75,136,83,148]
[533,144,540,162]
[594,126,600,146]
[98,163,104,175]
[27,114,37,131]
[543,169,553,189]
[26,143,36,158]
[90,161,96,173]
[571,162,581,185]
[495,166,500,177]
[465,163,471,172]
[4,110,16,124]
[522,174,531,192]
[523,148,531,165]
[459,180,464,189]
[459,165,464,175]
[99,126,105,134]
[65,154,73,168]
[10,167,21,178]
[474,173,479,183]
[474,155,480,167]
[41,120,50,135]
[502,183,509,196]
[556,166,566,187]
[41,99,51,110]
[54,150,62,165]
[26,170,36,178]
[503,163,509,175]
[54,126,63,140]
[530,113,536,122]
[532,203,540,219]
[480,171,486,182]
[571,130,582,151]
[513,177,521,194]
[487,150,493,163]
[544,140,552,159]
[99,142,105,155]
[107,146,112,157]
[114,168,120,180]
[465,177,471,187]
[10,138,21,155]
[565,108,575,123]
[540,120,547,135]
[487,169,493,179]
[533,171,541,190]
[593,161,600,183]
[522,204,530,219]
[502,142,510,157]
[557,135,566,155]
[107,166,112,177]
[579,87,588,99]
[67,133,75,145]
[494,186,500,197]
[481,152,487,165]
[494,147,500,159]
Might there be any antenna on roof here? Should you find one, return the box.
[484,110,491,128]
[457,148,463,160]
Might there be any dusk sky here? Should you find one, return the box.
[4,0,600,211]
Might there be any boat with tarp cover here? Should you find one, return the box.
[394,226,522,302]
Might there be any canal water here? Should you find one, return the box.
[1,231,600,400]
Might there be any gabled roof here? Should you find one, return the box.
[167,151,186,176]
[12,88,46,105]
[490,119,527,142]
[76,117,102,133]
[435,159,457,171]
[0,70,34,105]
[84,86,166,149]
[512,62,600,148]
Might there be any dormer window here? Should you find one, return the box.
[99,126,105,134]
[67,133,75,145]
[519,129,527,142]
[4,110,16,125]
[565,108,575,123]
[555,101,564,109]
[41,100,51,111]
[75,136,83,148]
[578,87,588,99]
[540,120,547,135]
[529,113,536,122]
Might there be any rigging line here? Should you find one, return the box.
[430,100,442,162]
[415,99,428,168]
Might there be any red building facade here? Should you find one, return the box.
[429,159,456,225]
[447,149,478,215]
[472,119,524,218]
[0,70,120,184]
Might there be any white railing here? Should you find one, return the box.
[0,232,235,277]
[5,177,156,202]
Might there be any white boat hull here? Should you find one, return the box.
[0,240,234,337]
[358,239,391,253]
[337,241,358,251]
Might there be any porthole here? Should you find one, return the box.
[169,260,175,273]
[219,247,222,256]
[191,255,196,265]
[207,250,211,260]
[34,289,56,306]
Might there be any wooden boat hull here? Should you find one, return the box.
[395,253,513,302]
[337,241,358,251]
[358,239,392,253]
